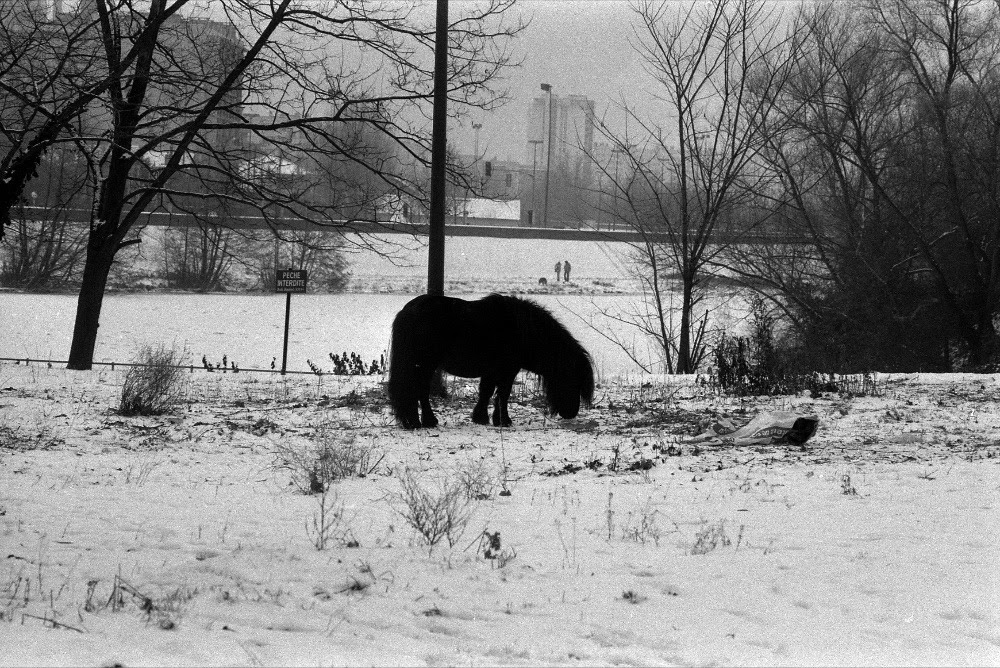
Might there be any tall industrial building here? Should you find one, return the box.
[526,92,595,187]
[523,92,596,226]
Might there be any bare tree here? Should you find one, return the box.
[0,2,184,241]
[867,0,1000,367]
[591,0,791,373]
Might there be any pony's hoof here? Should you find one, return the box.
[471,412,489,425]
[422,417,439,428]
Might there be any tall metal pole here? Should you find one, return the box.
[540,83,554,226]
[472,122,482,182]
[280,292,291,375]
[528,139,542,226]
[427,0,448,296]
[470,121,481,208]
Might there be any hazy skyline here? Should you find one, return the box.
[452,0,648,163]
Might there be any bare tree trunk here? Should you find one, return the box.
[67,232,118,369]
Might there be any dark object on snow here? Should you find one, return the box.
[387,293,594,429]
[538,277,548,286]
[685,411,819,447]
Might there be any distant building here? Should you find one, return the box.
[450,153,522,201]
[526,92,596,187]
[524,92,596,227]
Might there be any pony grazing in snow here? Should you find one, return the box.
[387,293,594,429]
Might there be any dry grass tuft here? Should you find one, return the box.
[118,345,187,416]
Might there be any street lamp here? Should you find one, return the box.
[528,139,543,226]
[611,147,625,232]
[540,83,554,227]
[472,122,482,204]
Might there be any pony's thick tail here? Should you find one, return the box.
[387,310,417,425]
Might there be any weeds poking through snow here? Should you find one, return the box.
[328,351,386,376]
[476,530,516,567]
[83,573,193,630]
[338,561,393,595]
[841,473,859,496]
[273,427,384,494]
[121,455,162,485]
[119,345,187,416]
[605,492,614,541]
[0,422,63,451]
[622,590,646,604]
[391,468,473,549]
[456,458,499,501]
[306,487,357,550]
[621,499,673,546]
[691,520,732,555]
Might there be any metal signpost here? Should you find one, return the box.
[275,269,307,375]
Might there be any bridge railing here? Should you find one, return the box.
[15,206,810,244]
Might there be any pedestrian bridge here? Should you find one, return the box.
[20,206,807,245]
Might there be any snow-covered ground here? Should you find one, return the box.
[0,285,749,378]
[2,365,998,666]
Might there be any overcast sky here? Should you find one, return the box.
[453,0,649,163]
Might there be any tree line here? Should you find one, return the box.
[584,0,1000,374]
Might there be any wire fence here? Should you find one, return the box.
[0,356,350,377]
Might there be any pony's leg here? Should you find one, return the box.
[472,377,495,425]
[416,365,438,428]
[397,382,420,430]
[419,396,438,428]
[492,371,518,427]
[401,405,421,430]
[411,366,438,429]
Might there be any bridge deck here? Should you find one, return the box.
[18,206,805,244]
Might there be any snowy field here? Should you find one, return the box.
[0,291,679,379]
[2,364,999,666]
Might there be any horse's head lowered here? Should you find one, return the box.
[547,349,594,419]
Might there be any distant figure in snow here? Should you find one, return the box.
[554,261,562,282]
[563,260,571,282]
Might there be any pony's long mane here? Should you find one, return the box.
[499,295,595,412]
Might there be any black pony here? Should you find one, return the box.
[388,294,594,429]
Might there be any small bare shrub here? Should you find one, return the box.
[456,458,499,500]
[305,488,357,550]
[274,429,384,494]
[392,468,473,549]
[690,520,732,555]
[118,346,187,416]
